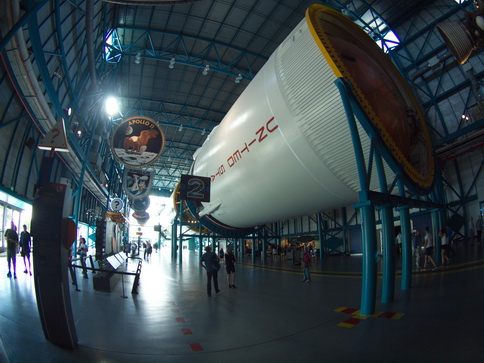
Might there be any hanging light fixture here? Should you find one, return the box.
[235,73,243,83]
[135,52,141,64]
[202,64,210,75]
[169,57,175,69]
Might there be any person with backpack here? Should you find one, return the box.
[5,221,19,278]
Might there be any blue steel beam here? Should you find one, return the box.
[336,78,376,316]
[121,98,222,130]
[105,27,266,80]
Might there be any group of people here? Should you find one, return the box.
[200,244,314,295]
[4,222,32,278]
[200,246,236,297]
[412,225,455,270]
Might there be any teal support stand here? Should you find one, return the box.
[381,205,395,303]
[341,207,348,255]
[399,206,412,290]
[171,219,177,260]
[252,236,256,264]
[361,203,377,316]
[317,212,325,259]
[178,211,183,264]
[262,230,267,264]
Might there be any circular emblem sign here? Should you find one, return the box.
[110,197,124,212]
[111,116,165,168]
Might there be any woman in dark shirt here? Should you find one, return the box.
[225,248,236,288]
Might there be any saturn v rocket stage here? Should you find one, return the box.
[176,4,435,236]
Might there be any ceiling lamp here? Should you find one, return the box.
[135,52,141,64]
[105,96,120,116]
[437,1,484,64]
[202,64,210,75]
[235,73,243,83]
[169,57,175,69]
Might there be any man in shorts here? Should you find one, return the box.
[5,222,19,278]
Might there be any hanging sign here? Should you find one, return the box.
[179,174,211,202]
[123,168,154,200]
[111,116,165,168]
[110,197,124,212]
[38,118,69,152]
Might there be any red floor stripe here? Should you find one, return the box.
[378,312,397,319]
[172,309,180,313]
[344,317,362,325]
[181,328,192,335]
[176,317,185,323]
[342,308,358,314]
[189,343,204,352]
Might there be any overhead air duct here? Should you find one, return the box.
[437,0,484,64]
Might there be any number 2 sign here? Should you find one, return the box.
[179,174,211,202]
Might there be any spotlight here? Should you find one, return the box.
[135,52,141,64]
[235,73,243,83]
[169,57,175,69]
[105,96,120,116]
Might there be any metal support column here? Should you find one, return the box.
[360,202,377,316]
[341,207,347,255]
[251,236,256,264]
[262,229,267,264]
[171,220,177,260]
[380,205,395,303]
[399,205,412,290]
[178,213,183,264]
[317,212,325,260]
[336,78,377,315]
[432,210,441,265]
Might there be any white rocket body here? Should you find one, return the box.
[190,6,433,230]
[192,18,360,229]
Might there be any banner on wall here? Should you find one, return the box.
[123,168,154,200]
[111,116,165,168]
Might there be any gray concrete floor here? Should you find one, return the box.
[0,241,483,362]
